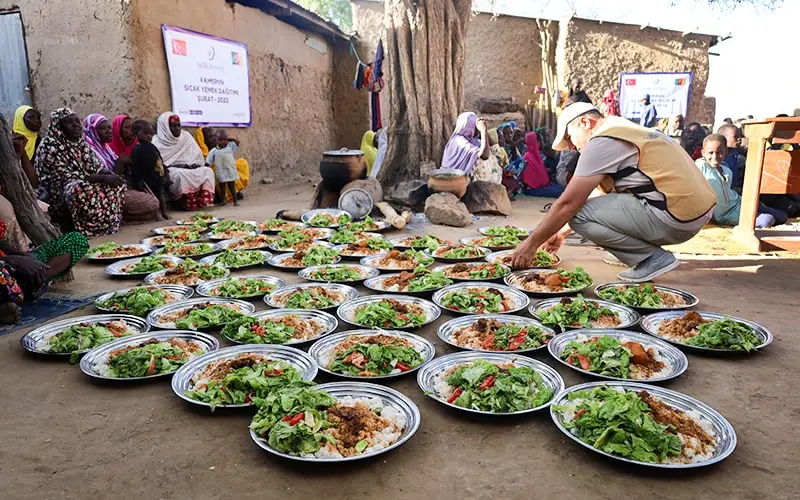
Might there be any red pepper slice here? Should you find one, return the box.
[288,412,305,426]
[478,375,496,391]
[447,388,464,404]
[481,334,495,350]
[281,415,292,422]
[395,361,411,372]
[574,409,586,419]
[577,354,590,370]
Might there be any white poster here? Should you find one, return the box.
[618,72,692,122]
[161,24,251,127]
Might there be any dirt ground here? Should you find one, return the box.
[1,183,798,500]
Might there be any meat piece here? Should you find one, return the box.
[485,288,504,297]
[638,391,714,445]
[451,263,470,273]
[387,298,410,313]
[474,318,490,333]
[559,297,573,305]
[544,273,565,288]
[624,342,650,365]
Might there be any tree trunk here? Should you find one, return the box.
[535,20,558,138]
[377,0,472,188]
[0,115,62,245]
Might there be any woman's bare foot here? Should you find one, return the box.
[0,303,21,325]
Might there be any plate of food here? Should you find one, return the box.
[154,242,219,259]
[141,231,202,247]
[337,295,440,330]
[175,212,220,225]
[363,267,452,295]
[550,381,737,468]
[595,283,699,311]
[433,262,511,282]
[94,285,194,316]
[302,209,352,228]
[299,264,379,283]
[309,330,434,380]
[171,345,318,409]
[547,330,688,382]
[269,230,336,252]
[432,282,529,315]
[343,216,391,232]
[222,309,338,345]
[268,247,342,270]
[460,235,522,251]
[198,249,270,270]
[105,255,184,278]
[20,314,149,362]
[390,234,449,252]
[640,311,772,353]
[248,381,419,462]
[485,249,561,269]
[437,315,554,353]
[505,267,593,297]
[216,234,274,251]
[207,220,260,240]
[531,295,640,332]
[260,218,307,233]
[360,249,433,271]
[266,283,358,311]
[416,352,564,415]
[195,275,285,299]
[329,229,383,245]
[147,297,254,330]
[431,244,490,263]
[151,224,205,236]
[477,226,531,238]
[144,259,229,287]
[79,331,218,380]
[333,238,394,258]
[86,242,154,262]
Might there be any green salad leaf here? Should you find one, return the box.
[46,320,134,363]
[275,227,312,247]
[344,215,377,232]
[122,256,176,274]
[441,288,508,313]
[222,316,298,344]
[97,287,174,316]
[532,250,558,267]
[308,212,351,227]
[536,295,619,329]
[363,237,393,251]
[546,267,593,290]
[173,304,247,330]
[480,323,552,351]
[484,226,528,238]
[285,289,339,309]
[399,249,434,266]
[329,228,359,244]
[479,234,522,248]
[560,335,632,378]
[407,234,446,252]
[328,336,424,376]
[444,360,554,412]
[686,318,761,351]
[105,339,200,378]
[250,386,336,449]
[308,265,364,282]
[89,242,128,257]
[598,284,663,307]
[212,220,258,234]
[389,266,452,292]
[300,246,340,266]
[213,249,265,268]
[262,218,296,230]
[437,245,485,259]
[186,211,215,222]
[211,277,278,298]
[156,242,214,257]
[354,299,426,328]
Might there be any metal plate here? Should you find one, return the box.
[431,245,490,263]
[363,273,451,295]
[309,329,435,380]
[86,243,155,263]
[249,381,420,462]
[223,309,338,346]
[417,352,564,415]
[144,266,230,287]
[505,269,593,297]
[269,239,335,253]
[216,235,275,251]
[198,250,271,270]
[301,208,352,228]
[155,242,222,260]
[94,285,195,315]
[329,231,383,245]
[20,314,150,357]
[259,220,307,233]
[547,329,689,382]
[459,235,520,251]
[207,220,260,241]
[171,345,318,409]
[267,251,342,270]
[195,275,285,299]
[338,188,373,219]
[389,235,449,250]
[432,282,530,315]
[359,251,433,271]
[640,311,773,353]
[140,234,203,247]
[152,225,202,236]
[333,242,394,259]
[485,249,561,269]
[105,255,184,278]
[79,331,219,381]
[437,314,554,354]
[337,294,441,329]
[478,226,531,237]
[266,283,358,311]
[147,297,255,330]
[176,216,220,225]
[432,263,511,282]
[299,264,379,283]
[345,219,392,232]
[550,381,737,469]
[594,282,700,311]
[529,297,640,332]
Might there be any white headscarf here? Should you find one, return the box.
[151,112,205,166]
[369,128,389,179]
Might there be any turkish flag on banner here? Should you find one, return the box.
[171,39,187,56]
[625,78,636,86]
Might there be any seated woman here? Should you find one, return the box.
[152,113,215,211]
[130,120,170,220]
[194,126,250,203]
[109,114,138,158]
[12,105,42,190]
[440,112,490,174]
[83,113,118,171]
[520,132,564,198]
[34,108,126,237]
[360,130,378,176]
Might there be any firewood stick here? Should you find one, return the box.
[376,202,407,229]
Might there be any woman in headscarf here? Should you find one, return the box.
[598,89,620,117]
[440,112,490,173]
[520,132,564,198]
[194,125,250,203]
[472,128,504,184]
[109,114,138,158]
[34,108,126,237]
[152,112,215,211]
[360,130,378,175]
[83,113,118,171]
[12,106,41,160]
[487,128,509,167]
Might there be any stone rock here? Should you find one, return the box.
[424,192,472,227]
[385,179,429,208]
[261,177,274,185]
[477,98,521,114]
[462,181,512,216]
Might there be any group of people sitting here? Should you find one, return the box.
[10,107,250,239]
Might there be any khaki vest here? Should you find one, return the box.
[591,117,716,223]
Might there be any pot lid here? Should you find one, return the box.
[323,147,364,157]
[338,188,374,219]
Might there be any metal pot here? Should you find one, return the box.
[320,148,367,190]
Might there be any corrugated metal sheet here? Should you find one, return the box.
[0,11,32,121]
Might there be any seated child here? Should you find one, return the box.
[696,134,787,228]
[130,120,170,220]
[206,130,241,207]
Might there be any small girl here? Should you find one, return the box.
[130,120,170,220]
[206,130,240,206]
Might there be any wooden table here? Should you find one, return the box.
[733,117,800,251]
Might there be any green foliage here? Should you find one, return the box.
[296,0,353,32]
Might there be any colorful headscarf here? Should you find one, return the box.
[440,112,481,173]
[151,112,205,166]
[12,105,39,159]
[110,114,137,157]
[360,130,378,174]
[83,113,118,171]
[521,132,550,190]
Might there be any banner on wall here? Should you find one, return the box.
[161,24,251,127]
[618,72,692,122]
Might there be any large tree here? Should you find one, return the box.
[377,0,472,187]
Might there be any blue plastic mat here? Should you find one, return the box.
[0,295,93,337]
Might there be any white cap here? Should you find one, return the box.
[552,102,600,151]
